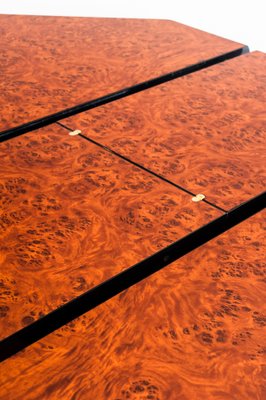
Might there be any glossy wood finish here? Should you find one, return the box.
[0,124,220,341]
[0,14,245,133]
[1,211,264,400]
[65,51,266,211]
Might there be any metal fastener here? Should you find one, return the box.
[69,130,81,136]
[192,193,205,202]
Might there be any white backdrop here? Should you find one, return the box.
[0,0,265,51]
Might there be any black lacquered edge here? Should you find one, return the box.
[0,46,248,143]
[0,189,264,363]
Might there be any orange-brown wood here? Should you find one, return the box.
[0,123,220,341]
[0,211,265,400]
[65,51,266,211]
[0,14,245,132]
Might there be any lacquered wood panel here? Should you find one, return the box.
[0,14,245,133]
[65,51,266,211]
[0,124,220,341]
[0,211,264,400]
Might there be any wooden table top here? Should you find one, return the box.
[0,123,220,342]
[0,14,265,400]
[0,14,246,133]
[1,210,264,400]
[65,51,266,211]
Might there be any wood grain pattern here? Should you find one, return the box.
[0,211,265,400]
[0,123,220,341]
[0,14,245,132]
[65,51,266,211]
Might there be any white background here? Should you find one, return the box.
[0,0,265,52]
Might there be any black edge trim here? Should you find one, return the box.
[0,189,264,363]
[0,46,248,143]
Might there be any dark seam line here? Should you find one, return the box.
[0,190,264,363]
[0,46,248,143]
[57,121,228,213]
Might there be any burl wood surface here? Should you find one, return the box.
[0,212,265,400]
[0,14,245,132]
[65,51,266,211]
[0,124,220,341]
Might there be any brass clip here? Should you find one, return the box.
[192,193,205,202]
[69,130,81,136]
